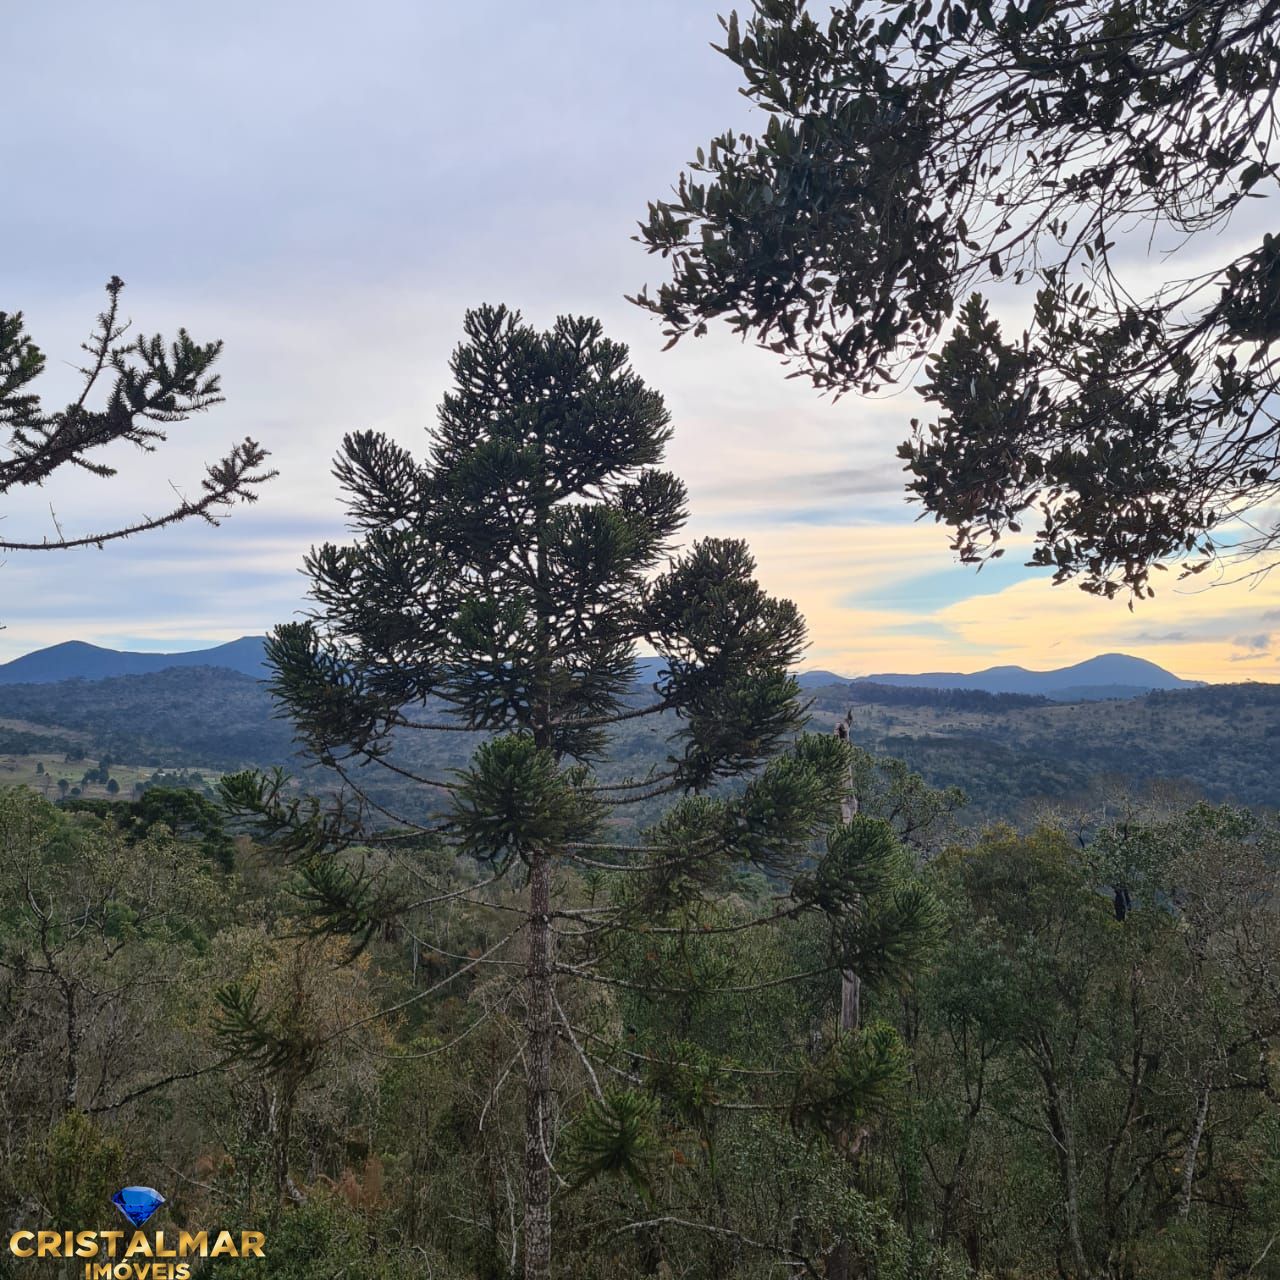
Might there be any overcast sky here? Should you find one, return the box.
[3,0,1278,682]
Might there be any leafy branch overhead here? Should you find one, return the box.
[0,276,275,553]
[635,0,1280,597]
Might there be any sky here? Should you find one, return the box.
[2,0,1279,683]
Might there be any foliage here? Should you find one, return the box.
[563,1089,662,1197]
[637,0,1280,594]
[221,305,936,1278]
[892,812,1280,1275]
[0,667,297,769]
[0,278,274,564]
[8,660,1280,824]
[0,764,1277,1277]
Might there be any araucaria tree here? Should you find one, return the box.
[1,276,274,557]
[635,0,1280,597]
[226,306,934,1278]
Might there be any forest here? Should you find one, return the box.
[2,763,1278,1278]
[4,668,1280,822]
[6,0,1280,1276]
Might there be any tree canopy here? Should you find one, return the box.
[635,0,1280,597]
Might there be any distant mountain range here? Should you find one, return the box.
[0,638,1201,703]
[798,653,1204,701]
[0,637,268,685]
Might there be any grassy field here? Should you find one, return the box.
[0,714,220,801]
[0,753,166,800]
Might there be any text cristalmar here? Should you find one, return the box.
[8,1228,265,1279]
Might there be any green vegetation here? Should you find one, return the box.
[808,680,1280,821]
[3,757,1278,1277]
[0,668,297,770]
[222,305,939,1279]
[4,304,1263,1280]
[636,0,1280,597]
[6,9,1280,1272]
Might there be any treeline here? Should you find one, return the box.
[811,681,1052,712]
[0,725,77,755]
[1148,683,1280,715]
[7,666,1280,828]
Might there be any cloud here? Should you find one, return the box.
[1233,632,1274,652]
[697,463,907,511]
[926,575,1280,683]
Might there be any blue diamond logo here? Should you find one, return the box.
[111,1186,165,1227]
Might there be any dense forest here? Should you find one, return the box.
[2,770,1278,1278]
[4,297,1280,1280]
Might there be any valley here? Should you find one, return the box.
[0,657,1274,825]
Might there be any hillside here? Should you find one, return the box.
[0,667,293,768]
[806,680,1279,818]
[0,666,1275,822]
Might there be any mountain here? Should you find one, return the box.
[0,637,268,685]
[0,639,1200,704]
[809,653,1204,701]
[796,670,848,690]
[0,648,730,693]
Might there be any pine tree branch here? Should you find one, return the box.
[553,990,605,1103]
[401,871,507,912]
[391,712,489,732]
[372,982,520,1062]
[555,960,835,997]
[552,699,674,731]
[0,438,275,550]
[86,1057,236,1114]
[365,754,458,792]
[326,759,452,837]
[1,280,276,558]
[401,923,525,968]
[573,1023,798,1079]
[580,779,684,805]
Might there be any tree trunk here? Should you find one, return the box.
[269,1083,304,1203]
[828,750,860,1280]
[839,764,860,1034]
[62,980,79,1111]
[839,970,861,1034]
[1178,1083,1211,1221]
[524,851,554,1280]
[1043,1068,1087,1277]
